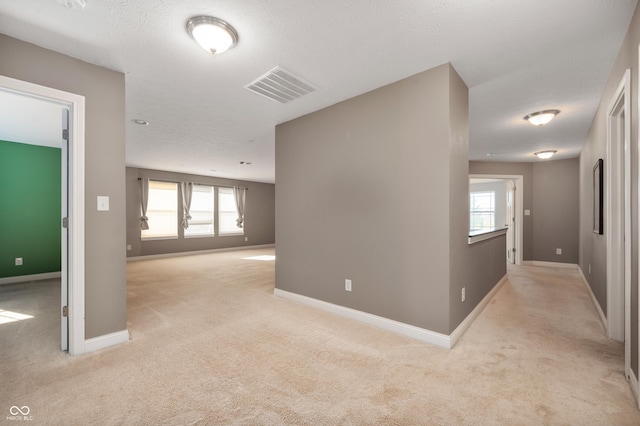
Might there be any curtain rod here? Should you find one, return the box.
[137,177,248,189]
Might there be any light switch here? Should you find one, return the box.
[97,196,110,211]
[524,209,531,216]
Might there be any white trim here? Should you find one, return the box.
[0,75,85,356]
[522,261,578,269]
[127,244,275,262]
[469,174,524,265]
[605,69,630,346]
[578,267,607,331]
[274,288,451,348]
[84,329,129,353]
[636,44,640,410]
[275,274,507,350]
[0,272,61,285]
[449,274,508,347]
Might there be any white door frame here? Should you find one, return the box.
[61,107,69,351]
[605,70,631,370]
[635,45,640,406]
[0,75,86,356]
[506,180,516,264]
[469,174,524,265]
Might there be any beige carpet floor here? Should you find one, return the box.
[1,248,639,425]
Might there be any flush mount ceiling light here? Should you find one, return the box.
[186,16,238,55]
[535,150,557,159]
[524,109,560,126]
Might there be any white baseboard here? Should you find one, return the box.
[577,267,607,331]
[274,288,451,349]
[275,274,507,350]
[275,271,508,350]
[84,329,129,353]
[0,272,61,286]
[449,274,508,348]
[523,261,578,269]
[127,244,275,262]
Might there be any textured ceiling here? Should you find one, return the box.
[0,0,637,183]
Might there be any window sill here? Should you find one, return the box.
[218,232,245,237]
[184,234,215,239]
[141,236,179,241]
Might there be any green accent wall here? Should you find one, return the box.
[0,140,61,278]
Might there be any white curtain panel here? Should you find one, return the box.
[234,186,246,228]
[181,182,193,229]
[139,177,150,230]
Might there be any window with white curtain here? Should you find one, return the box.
[184,184,214,237]
[141,180,178,239]
[470,191,495,231]
[218,187,243,235]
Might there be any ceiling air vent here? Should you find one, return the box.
[245,66,317,104]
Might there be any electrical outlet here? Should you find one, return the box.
[15,257,23,266]
[556,248,562,255]
[345,279,352,292]
[127,244,132,251]
[462,287,466,302]
[245,237,248,242]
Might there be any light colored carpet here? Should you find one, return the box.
[1,248,639,425]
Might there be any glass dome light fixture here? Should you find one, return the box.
[534,150,557,159]
[186,16,238,55]
[524,109,560,126]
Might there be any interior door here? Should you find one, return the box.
[506,180,516,264]
[61,107,69,351]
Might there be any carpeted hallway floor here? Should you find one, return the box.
[1,248,639,424]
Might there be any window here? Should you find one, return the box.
[470,191,495,231]
[218,187,243,235]
[185,184,214,237]
[142,180,178,239]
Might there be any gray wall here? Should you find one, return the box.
[532,158,579,263]
[276,63,505,335]
[447,68,507,332]
[126,167,275,257]
[579,2,640,376]
[0,34,127,339]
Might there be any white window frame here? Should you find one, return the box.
[470,191,495,231]
[184,184,215,238]
[218,186,244,236]
[141,180,179,240]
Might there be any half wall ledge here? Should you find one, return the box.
[468,227,508,245]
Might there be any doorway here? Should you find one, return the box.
[0,75,86,355]
[470,174,524,265]
[605,69,631,378]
